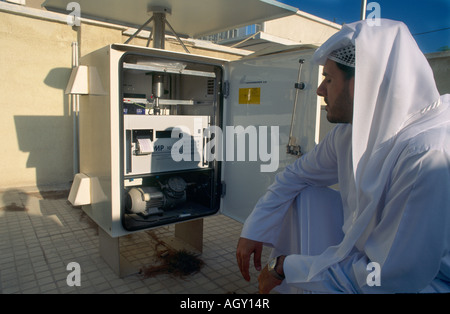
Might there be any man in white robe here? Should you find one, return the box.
[236,19,450,293]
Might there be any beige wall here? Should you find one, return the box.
[264,11,341,46]
[427,51,450,95]
[0,11,76,190]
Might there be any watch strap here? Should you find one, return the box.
[268,256,285,280]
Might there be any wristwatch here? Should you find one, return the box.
[267,256,285,280]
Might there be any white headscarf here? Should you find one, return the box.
[307,19,450,281]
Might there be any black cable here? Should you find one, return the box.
[413,27,450,36]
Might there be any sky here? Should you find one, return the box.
[276,0,450,53]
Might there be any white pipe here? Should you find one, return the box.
[71,41,80,175]
[361,0,368,20]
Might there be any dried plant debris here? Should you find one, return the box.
[140,231,204,278]
[79,210,99,235]
[142,249,204,278]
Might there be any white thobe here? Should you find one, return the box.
[241,123,450,293]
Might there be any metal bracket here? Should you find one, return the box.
[123,6,190,53]
[147,6,172,14]
[294,82,305,90]
[220,181,226,198]
[222,81,230,99]
[286,59,306,157]
[124,15,154,45]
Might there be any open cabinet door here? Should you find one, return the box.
[220,48,323,223]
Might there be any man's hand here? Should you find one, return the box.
[236,237,263,281]
[258,265,283,294]
[258,255,285,294]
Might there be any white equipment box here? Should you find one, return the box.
[67,44,326,237]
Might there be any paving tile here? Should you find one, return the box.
[0,189,275,295]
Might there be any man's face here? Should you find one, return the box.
[317,59,355,124]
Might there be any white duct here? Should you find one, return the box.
[71,41,80,175]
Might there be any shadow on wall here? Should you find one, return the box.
[13,67,74,191]
[44,68,73,98]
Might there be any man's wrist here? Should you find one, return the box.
[275,255,286,278]
[268,255,286,280]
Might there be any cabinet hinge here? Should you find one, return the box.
[223,81,230,99]
[220,181,226,198]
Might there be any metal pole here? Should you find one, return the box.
[152,12,166,49]
[361,0,368,20]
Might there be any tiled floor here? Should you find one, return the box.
[0,187,271,294]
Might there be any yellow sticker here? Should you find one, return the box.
[239,87,261,105]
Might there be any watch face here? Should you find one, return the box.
[269,257,277,269]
